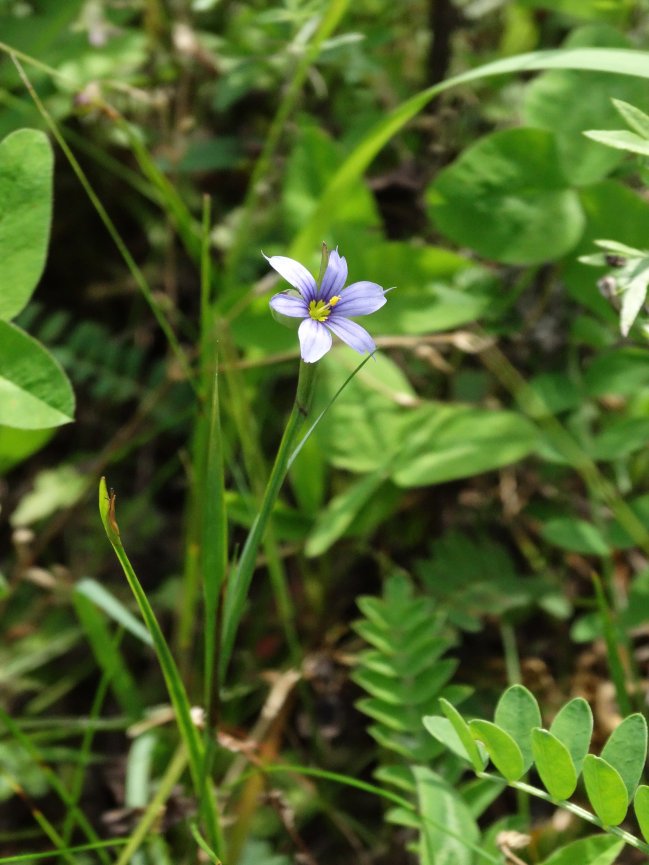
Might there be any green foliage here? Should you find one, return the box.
[427,128,585,265]
[0,128,74,469]
[426,685,649,852]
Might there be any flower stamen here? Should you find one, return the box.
[308,299,332,322]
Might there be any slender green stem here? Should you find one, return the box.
[11,55,197,394]
[220,361,318,680]
[592,572,633,716]
[113,745,189,865]
[98,479,225,857]
[0,710,109,865]
[477,771,649,855]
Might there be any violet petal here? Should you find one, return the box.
[298,318,333,363]
[269,293,308,317]
[320,248,348,300]
[325,317,376,355]
[333,281,386,317]
[264,253,317,299]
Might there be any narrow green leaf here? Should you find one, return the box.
[98,478,224,855]
[0,322,75,429]
[582,754,628,825]
[413,767,481,865]
[73,593,143,718]
[439,698,486,772]
[634,785,649,843]
[0,129,53,321]
[601,713,648,801]
[613,98,649,139]
[75,578,153,646]
[531,728,577,799]
[550,697,593,775]
[494,685,542,772]
[305,469,387,556]
[469,719,525,781]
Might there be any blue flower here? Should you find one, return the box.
[266,248,387,363]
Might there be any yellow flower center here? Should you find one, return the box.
[308,295,341,322]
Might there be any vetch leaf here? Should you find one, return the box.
[600,713,647,801]
[469,719,525,781]
[582,754,628,825]
[440,697,486,772]
[426,128,584,265]
[0,129,54,321]
[531,728,578,799]
[550,697,593,775]
[494,684,541,771]
[634,785,649,844]
[423,716,475,765]
[0,321,75,429]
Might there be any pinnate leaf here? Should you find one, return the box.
[582,754,628,826]
[550,697,592,775]
[600,713,647,801]
[634,785,649,844]
[469,719,524,781]
[494,684,541,771]
[531,728,577,800]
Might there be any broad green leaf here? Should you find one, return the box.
[584,347,649,397]
[601,713,647,801]
[305,468,387,557]
[469,719,525,781]
[523,25,647,185]
[531,728,577,799]
[550,697,593,775]
[413,766,479,865]
[440,697,486,772]
[0,425,53,474]
[0,129,53,321]
[584,128,649,156]
[634,785,649,844]
[582,754,628,825]
[290,48,649,263]
[392,405,538,488]
[539,834,624,865]
[494,685,542,771]
[540,517,609,556]
[613,98,649,138]
[426,128,584,265]
[0,321,75,429]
